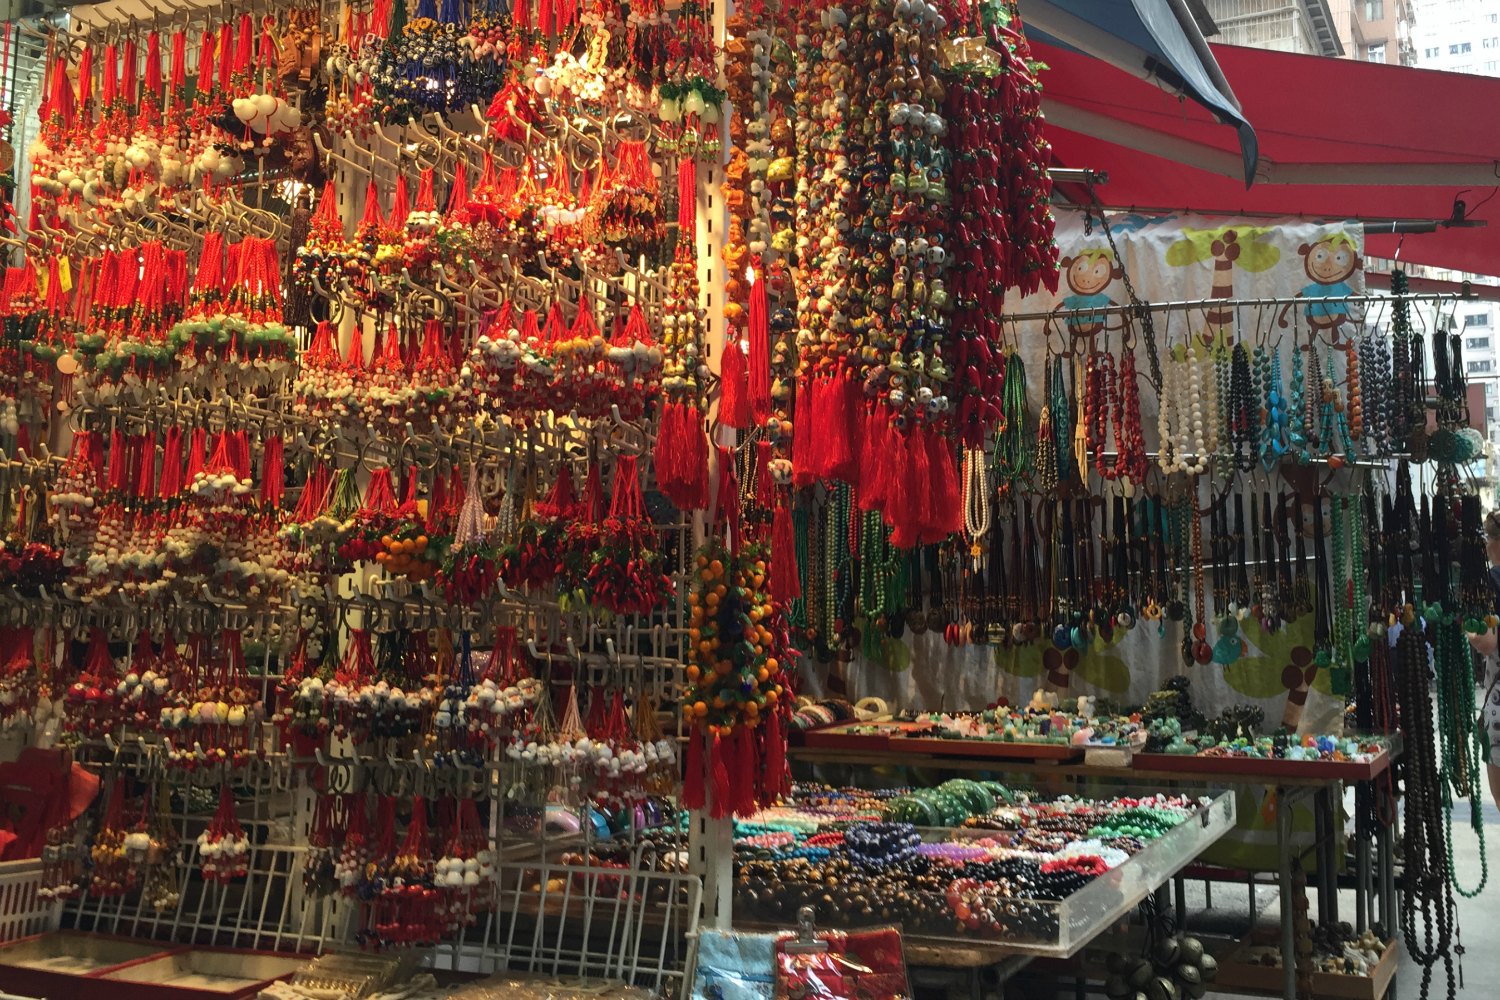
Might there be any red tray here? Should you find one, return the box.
[1130,748,1393,782]
[887,734,1085,762]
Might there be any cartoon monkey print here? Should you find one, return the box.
[1056,249,1122,338]
[1278,233,1361,343]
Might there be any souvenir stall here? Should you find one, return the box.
[0,2,1486,1000]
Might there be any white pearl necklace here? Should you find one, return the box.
[962,446,990,564]
[1157,350,1219,475]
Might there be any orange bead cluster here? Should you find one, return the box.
[682,540,788,735]
[374,530,437,582]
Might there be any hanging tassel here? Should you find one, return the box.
[791,376,814,488]
[389,173,411,230]
[753,439,774,511]
[747,263,771,426]
[682,727,705,809]
[76,45,94,117]
[858,406,888,511]
[445,162,470,220]
[824,370,857,483]
[260,435,284,509]
[184,427,208,484]
[709,732,732,819]
[760,706,786,805]
[733,725,757,818]
[218,20,234,94]
[899,424,933,547]
[770,500,801,603]
[718,335,747,430]
[425,468,448,535]
[159,426,184,496]
[925,429,962,542]
[884,426,914,548]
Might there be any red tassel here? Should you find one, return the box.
[824,370,857,483]
[734,725,758,818]
[901,425,933,547]
[858,406,886,511]
[184,427,208,483]
[761,706,786,804]
[719,336,748,430]
[747,263,771,427]
[769,500,801,603]
[792,375,815,488]
[753,439,774,511]
[709,732,732,819]
[682,727,706,809]
[677,404,710,510]
[924,429,962,543]
[426,469,448,535]
[885,427,914,548]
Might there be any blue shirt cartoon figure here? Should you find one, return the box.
[1056,249,1121,338]
[1278,232,1361,344]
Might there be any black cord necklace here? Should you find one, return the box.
[1395,619,1458,1000]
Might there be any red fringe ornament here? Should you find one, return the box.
[747,263,771,427]
[769,500,801,603]
[718,335,748,430]
[709,732,732,819]
[761,705,786,804]
[682,727,705,809]
[734,726,757,818]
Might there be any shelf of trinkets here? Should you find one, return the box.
[1132,732,1396,782]
[1216,924,1397,1000]
[792,693,1144,758]
[731,786,1236,957]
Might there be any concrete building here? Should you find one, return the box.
[1201,0,1345,54]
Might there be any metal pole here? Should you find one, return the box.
[1277,787,1297,1000]
[1001,289,1476,324]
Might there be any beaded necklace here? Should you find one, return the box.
[1260,346,1290,467]
[1233,493,1250,611]
[1292,496,1312,618]
[1286,344,1310,463]
[1359,330,1391,456]
[1189,497,1209,664]
[1157,348,1214,476]
[996,352,1032,487]
[1228,342,1257,471]
[1394,622,1458,1000]
[1316,347,1356,462]
[1213,347,1233,478]
[1329,497,1352,697]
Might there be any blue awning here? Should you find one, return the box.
[1023,0,1259,186]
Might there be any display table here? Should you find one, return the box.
[788,737,1401,1000]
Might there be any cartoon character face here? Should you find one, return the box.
[1301,237,1359,285]
[1062,251,1118,296]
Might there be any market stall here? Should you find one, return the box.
[0,1,1488,1000]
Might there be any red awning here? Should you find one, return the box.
[1039,40,1500,275]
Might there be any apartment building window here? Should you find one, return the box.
[1451,42,1473,53]
[1471,360,1494,374]
[1368,43,1386,61]
[1426,46,1441,57]
[1468,337,1490,351]
[1487,60,1498,71]
[1485,37,1499,48]
[1467,313,1491,327]
[1491,13,1498,23]
[1365,0,1383,17]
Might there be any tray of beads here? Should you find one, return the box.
[733,790,1236,957]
